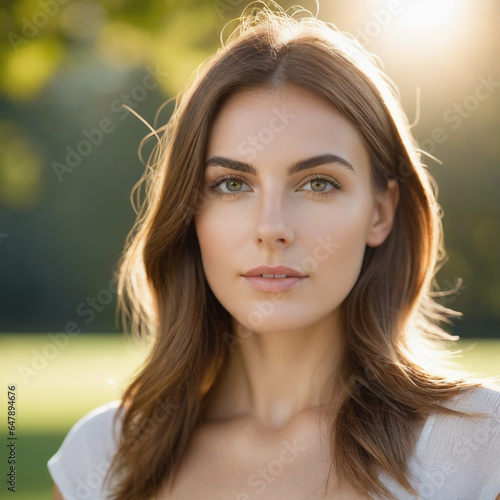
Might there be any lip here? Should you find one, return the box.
[242,265,307,278]
[242,265,307,293]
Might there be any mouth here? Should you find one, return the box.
[242,274,307,292]
[243,266,307,278]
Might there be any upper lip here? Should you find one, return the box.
[242,265,307,277]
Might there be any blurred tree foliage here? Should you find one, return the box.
[1,0,233,100]
[0,0,498,336]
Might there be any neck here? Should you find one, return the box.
[205,311,346,431]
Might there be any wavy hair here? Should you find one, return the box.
[105,3,481,499]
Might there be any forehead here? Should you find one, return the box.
[206,85,370,170]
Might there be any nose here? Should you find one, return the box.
[254,188,294,249]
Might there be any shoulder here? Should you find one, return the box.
[47,400,126,500]
[380,386,500,499]
[427,385,500,463]
[440,385,500,414]
[413,386,500,499]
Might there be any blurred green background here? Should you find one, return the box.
[1,0,499,498]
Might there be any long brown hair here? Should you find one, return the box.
[105,3,481,499]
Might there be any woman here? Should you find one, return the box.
[48,3,500,499]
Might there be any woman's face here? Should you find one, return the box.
[194,85,397,335]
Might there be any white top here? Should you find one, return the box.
[48,387,500,500]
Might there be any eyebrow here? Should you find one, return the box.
[204,153,355,175]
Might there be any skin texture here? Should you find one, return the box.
[194,85,399,431]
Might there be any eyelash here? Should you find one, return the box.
[207,174,342,199]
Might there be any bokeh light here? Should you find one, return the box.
[3,37,63,100]
[0,121,43,209]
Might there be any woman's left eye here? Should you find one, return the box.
[300,175,342,196]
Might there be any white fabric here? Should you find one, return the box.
[48,387,500,500]
[378,386,500,499]
[47,400,125,500]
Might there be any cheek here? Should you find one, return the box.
[194,209,242,282]
[195,206,242,249]
[302,197,373,250]
[306,203,373,286]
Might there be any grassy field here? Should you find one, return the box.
[1,333,499,500]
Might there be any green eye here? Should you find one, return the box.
[310,178,328,191]
[301,175,342,196]
[208,175,250,198]
[207,173,342,199]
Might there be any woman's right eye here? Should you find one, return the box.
[207,175,250,198]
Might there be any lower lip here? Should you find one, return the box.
[242,276,307,292]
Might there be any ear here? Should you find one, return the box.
[366,179,399,248]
